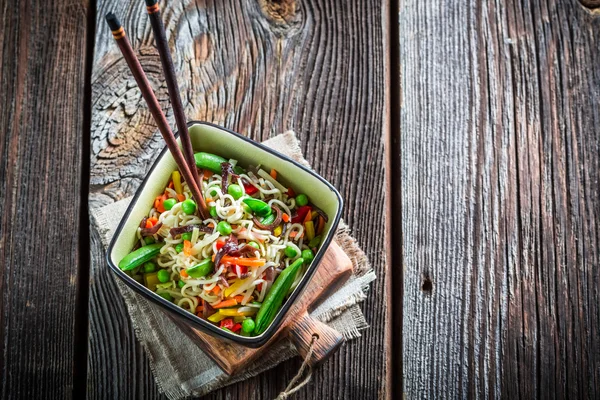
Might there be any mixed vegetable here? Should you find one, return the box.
[119,151,328,336]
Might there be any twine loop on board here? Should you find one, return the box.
[275,334,318,399]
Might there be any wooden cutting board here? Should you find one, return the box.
[172,241,353,375]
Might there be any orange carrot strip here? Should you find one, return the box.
[212,255,266,267]
[145,217,158,228]
[270,169,277,179]
[210,285,221,295]
[183,240,192,256]
[303,209,313,223]
[180,269,189,278]
[176,193,186,202]
[196,305,203,313]
[234,295,253,303]
[289,231,304,239]
[204,169,213,178]
[154,194,167,213]
[168,181,174,189]
[317,216,325,235]
[282,213,290,223]
[213,298,238,309]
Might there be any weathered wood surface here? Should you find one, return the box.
[88,0,390,399]
[0,0,90,398]
[401,0,600,398]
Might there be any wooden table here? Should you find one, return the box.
[1,0,599,398]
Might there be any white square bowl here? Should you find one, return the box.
[106,121,343,347]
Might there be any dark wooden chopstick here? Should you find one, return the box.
[144,0,201,194]
[105,13,209,219]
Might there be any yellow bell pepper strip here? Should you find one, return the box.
[143,272,160,291]
[305,220,315,241]
[224,279,243,297]
[172,171,182,194]
[273,225,283,237]
[218,308,258,317]
[207,312,228,323]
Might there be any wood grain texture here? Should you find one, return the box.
[400,0,600,398]
[89,0,389,399]
[0,0,89,398]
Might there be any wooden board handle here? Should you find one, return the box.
[287,311,343,367]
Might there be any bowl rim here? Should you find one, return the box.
[105,121,343,347]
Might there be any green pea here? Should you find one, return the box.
[163,198,177,210]
[242,318,255,333]
[295,194,309,207]
[175,243,184,253]
[284,246,297,258]
[301,249,314,264]
[144,236,155,245]
[158,292,173,301]
[228,184,243,200]
[209,206,218,218]
[217,221,232,235]
[208,188,219,197]
[178,280,185,288]
[181,232,192,241]
[157,269,170,283]
[143,261,157,273]
[181,199,197,215]
[248,241,260,249]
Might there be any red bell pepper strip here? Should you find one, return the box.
[220,318,234,330]
[292,205,312,223]
[243,182,258,195]
[231,323,242,333]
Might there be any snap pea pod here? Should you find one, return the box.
[260,212,276,226]
[194,152,227,173]
[243,198,272,217]
[186,258,214,278]
[119,243,164,271]
[253,258,304,335]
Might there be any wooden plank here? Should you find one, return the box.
[0,0,90,398]
[88,0,390,399]
[400,0,600,397]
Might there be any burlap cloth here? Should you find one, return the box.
[91,132,376,399]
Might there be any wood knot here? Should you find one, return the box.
[421,274,433,293]
[257,0,299,27]
[90,46,170,186]
[579,0,600,9]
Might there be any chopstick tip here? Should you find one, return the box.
[105,12,121,31]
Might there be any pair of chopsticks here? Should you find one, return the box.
[106,1,208,219]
